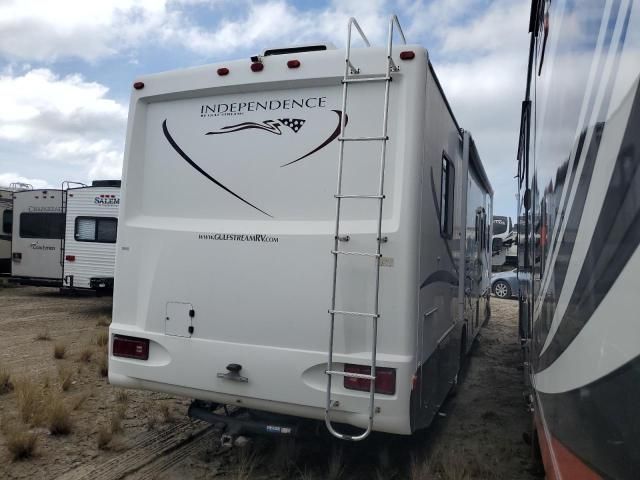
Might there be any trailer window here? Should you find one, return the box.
[75,217,118,243]
[19,213,64,239]
[2,210,11,234]
[440,154,455,238]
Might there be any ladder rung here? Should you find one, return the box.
[343,75,391,83]
[339,136,388,142]
[332,250,381,257]
[335,194,384,199]
[329,309,380,318]
[326,370,376,380]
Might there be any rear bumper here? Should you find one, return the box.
[10,276,62,287]
[108,326,414,435]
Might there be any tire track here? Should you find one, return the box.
[56,419,212,480]
[124,428,220,480]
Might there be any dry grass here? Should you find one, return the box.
[0,364,14,394]
[95,330,109,347]
[146,414,158,431]
[34,329,51,341]
[159,402,175,423]
[115,389,129,403]
[96,423,113,450]
[270,439,299,477]
[70,390,93,411]
[110,412,123,434]
[78,347,93,363]
[97,353,108,377]
[326,446,344,480]
[96,315,111,327]
[233,447,259,480]
[47,395,72,435]
[410,449,478,480]
[57,364,73,392]
[53,342,67,359]
[14,377,43,425]
[2,421,38,461]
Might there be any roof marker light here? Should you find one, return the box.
[251,62,264,72]
[400,51,415,60]
[217,67,229,76]
[287,59,301,69]
[133,81,145,90]
[65,255,75,262]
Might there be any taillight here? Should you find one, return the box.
[65,255,75,262]
[287,59,300,69]
[250,62,264,72]
[133,81,145,90]
[400,51,415,60]
[344,364,396,395]
[217,67,229,76]
[112,335,149,360]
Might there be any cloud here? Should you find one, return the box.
[0,173,50,189]
[0,68,126,183]
[0,0,168,61]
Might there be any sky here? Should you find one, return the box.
[0,0,529,219]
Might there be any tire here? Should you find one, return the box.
[493,280,512,298]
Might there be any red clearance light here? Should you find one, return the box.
[133,81,145,90]
[217,67,229,76]
[287,59,301,69]
[400,51,415,60]
[250,62,264,72]
[113,335,149,360]
[344,364,396,395]
[65,255,75,262]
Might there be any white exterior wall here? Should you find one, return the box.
[63,187,120,290]
[110,46,444,434]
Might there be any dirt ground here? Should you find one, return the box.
[0,286,540,480]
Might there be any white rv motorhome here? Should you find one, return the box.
[11,189,65,286]
[110,16,493,441]
[61,180,121,293]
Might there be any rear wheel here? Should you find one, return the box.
[493,280,511,298]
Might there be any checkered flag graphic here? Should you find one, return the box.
[278,118,306,133]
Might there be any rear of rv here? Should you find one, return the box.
[62,185,120,291]
[110,45,428,434]
[11,189,64,285]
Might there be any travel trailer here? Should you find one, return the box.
[0,183,33,274]
[11,189,65,286]
[491,215,516,267]
[61,180,121,293]
[0,188,14,274]
[110,16,492,441]
[519,0,640,478]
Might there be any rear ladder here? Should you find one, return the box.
[325,15,406,441]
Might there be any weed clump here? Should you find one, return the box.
[53,343,67,359]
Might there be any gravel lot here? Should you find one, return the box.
[0,286,539,479]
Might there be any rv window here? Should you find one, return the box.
[19,213,64,239]
[75,217,118,243]
[440,154,455,238]
[2,210,11,234]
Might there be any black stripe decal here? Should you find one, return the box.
[280,110,346,167]
[536,72,640,371]
[162,119,273,218]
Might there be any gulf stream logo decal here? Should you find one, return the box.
[161,110,347,217]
